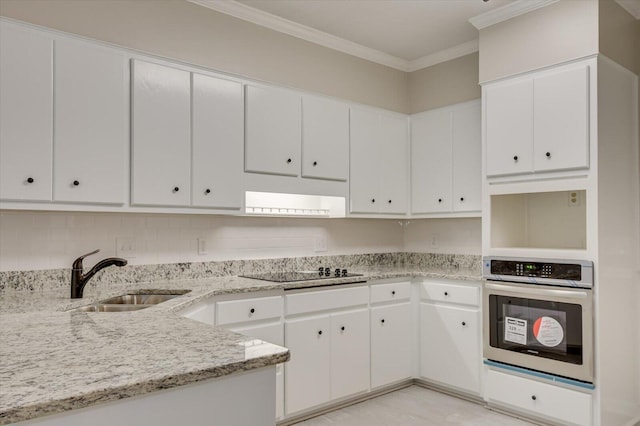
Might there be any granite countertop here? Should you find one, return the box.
[0,266,480,424]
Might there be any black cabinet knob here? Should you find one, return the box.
[286,158,292,164]
[249,308,255,314]
[545,152,551,158]
[444,291,449,296]
[318,330,323,335]
[205,188,211,195]
[531,395,537,401]
[391,290,396,296]
[341,326,345,331]
[438,198,442,203]
[313,161,317,166]
[381,319,385,324]
[26,177,34,184]
[73,180,80,186]
[371,198,376,203]
[462,321,466,326]
[460,197,464,202]
[513,155,519,161]
[388,200,392,204]
[174,187,179,192]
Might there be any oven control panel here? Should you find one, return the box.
[483,257,593,288]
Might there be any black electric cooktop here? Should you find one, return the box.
[241,268,363,283]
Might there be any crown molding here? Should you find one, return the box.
[408,39,479,72]
[469,0,559,30]
[188,0,410,71]
[615,0,640,19]
[188,0,478,72]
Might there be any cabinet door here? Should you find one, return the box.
[0,23,53,202]
[350,108,380,213]
[302,96,349,181]
[192,73,243,209]
[53,40,127,204]
[485,79,533,177]
[420,303,480,395]
[533,65,589,172]
[330,308,370,400]
[245,85,300,177]
[378,114,408,214]
[131,60,191,206]
[452,101,481,212]
[410,109,452,213]
[370,303,412,388]
[285,315,331,415]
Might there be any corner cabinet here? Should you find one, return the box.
[0,22,127,205]
[131,60,243,209]
[350,108,408,214]
[485,59,592,177]
[410,100,481,214]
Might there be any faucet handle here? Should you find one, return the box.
[72,249,100,270]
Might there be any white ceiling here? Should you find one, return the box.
[189,0,514,71]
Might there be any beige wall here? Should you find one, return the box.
[407,52,480,114]
[478,0,599,83]
[599,0,640,76]
[0,0,409,113]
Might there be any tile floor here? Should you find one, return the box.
[294,385,537,425]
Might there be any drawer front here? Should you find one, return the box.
[421,282,479,306]
[486,370,592,426]
[370,281,411,304]
[285,286,368,316]
[217,296,283,326]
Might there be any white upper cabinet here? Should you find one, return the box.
[0,23,53,202]
[131,60,191,206]
[245,85,301,177]
[485,60,591,178]
[485,79,533,177]
[533,65,589,172]
[53,39,127,204]
[411,100,481,214]
[301,96,349,181]
[191,73,243,209]
[350,108,408,215]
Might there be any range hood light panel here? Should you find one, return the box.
[245,191,346,218]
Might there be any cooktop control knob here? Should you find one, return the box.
[342,269,348,277]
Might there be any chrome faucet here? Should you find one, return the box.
[71,249,127,298]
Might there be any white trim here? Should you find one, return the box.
[408,40,478,72]
[469,0,559,30]
[188,0,478,72]
[615,0,640,19]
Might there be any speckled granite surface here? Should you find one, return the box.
[0,253,481,424]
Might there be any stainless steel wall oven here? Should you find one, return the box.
[483,257,594,383]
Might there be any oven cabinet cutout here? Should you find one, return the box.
[486,369,592,426]
[284,286,370,416]
[419,280,481,396]
[484,59,591,177]
[370,281,412,388]
[490,190,587,250]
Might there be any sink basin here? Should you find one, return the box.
[67,290,191,312]
[100,291,190,305]
[69,304,152,313]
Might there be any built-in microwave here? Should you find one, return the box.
[483,257,594,383]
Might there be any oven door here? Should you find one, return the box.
[483,281,593,383]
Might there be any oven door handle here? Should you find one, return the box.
[484,282,590,299]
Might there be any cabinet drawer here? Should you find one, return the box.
[286,286,368,316]
[217,296,283,326]
[486,370,592,426]
[370,281,411,304]
[421,281,479,306]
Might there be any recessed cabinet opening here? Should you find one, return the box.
[490,190,586,250]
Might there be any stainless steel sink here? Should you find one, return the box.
[67,290,191,312]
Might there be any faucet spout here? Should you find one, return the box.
[70,249,128,299]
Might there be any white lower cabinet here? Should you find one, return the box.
[419,280,481,396]
[370,302,412,388]
[486,369,592,426]
[330,309,370,400]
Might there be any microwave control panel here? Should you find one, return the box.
[483,257,594,287]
